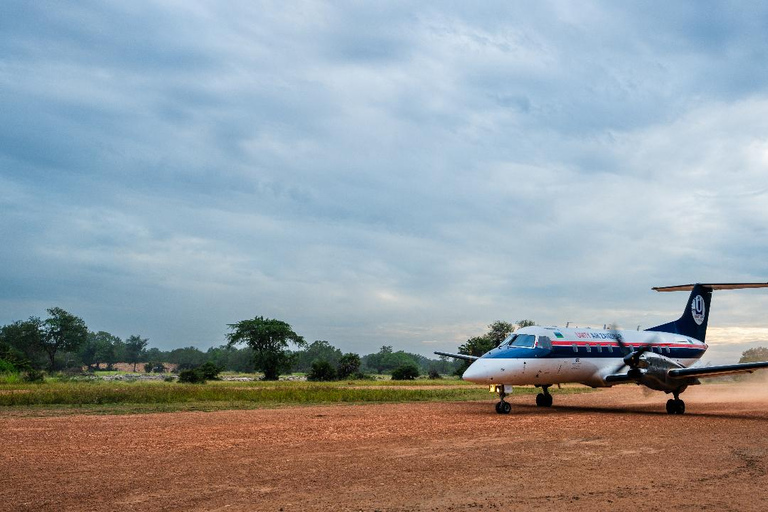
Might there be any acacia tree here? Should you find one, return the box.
[226,317,305,380]
[40,307,88,371]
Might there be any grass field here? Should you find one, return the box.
[0,376,588,415]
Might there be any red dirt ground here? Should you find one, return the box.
[2,384,768,511]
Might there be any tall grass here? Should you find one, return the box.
[0,380,494,408]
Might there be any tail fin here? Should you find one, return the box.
[646,282,768,342]
[646,284,713,341]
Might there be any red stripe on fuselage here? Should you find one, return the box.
[551,341,706,350]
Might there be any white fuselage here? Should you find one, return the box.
[462,326,706,388]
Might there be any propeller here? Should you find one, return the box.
[610,328,654,376]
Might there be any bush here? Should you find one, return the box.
[178,369,206,384]
[307,360,338,381]
[0,359,17,374]
[177,362,223,384]
[391,364,419,380]
[23,369,45,383]
[428,368,442,380]
[196,362,223,380]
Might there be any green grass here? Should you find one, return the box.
[0,376,588,415]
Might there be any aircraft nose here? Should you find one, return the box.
[462,360,485,383]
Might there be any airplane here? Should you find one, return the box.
[436,283,768,415]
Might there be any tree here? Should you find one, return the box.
[293,340,343,372]
[125,334,149,372]
[456,320,535,374]
[39,308,88,371]
[337,352,361,379]
[307,359,337,381]
[226,316,306,380]
[739,347,768,363]
[0,318,44,369]
[391,363,419,380]
[487,321,515,347]
[79,333,99,371]
[92,331,122,370]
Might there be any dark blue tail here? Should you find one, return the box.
[646,284,713,342]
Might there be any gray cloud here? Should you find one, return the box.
[2,1,768,357]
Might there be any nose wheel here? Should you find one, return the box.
[495,386,512,414]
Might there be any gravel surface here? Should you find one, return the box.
[2,384,767,511]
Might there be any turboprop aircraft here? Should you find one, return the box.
[436,283,768,415]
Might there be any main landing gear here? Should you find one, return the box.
[666,392,686,415]
[535,385,553,408]
[495,386,512,414]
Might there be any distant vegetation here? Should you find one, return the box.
[0,308,464,381]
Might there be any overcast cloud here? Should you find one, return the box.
[2,1,768,361]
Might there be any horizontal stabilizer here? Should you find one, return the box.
[668,360,768,379]
[653,282,768,292]
[434,351,479,362]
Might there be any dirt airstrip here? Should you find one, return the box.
[2,384,768,511]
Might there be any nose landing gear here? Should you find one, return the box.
[494,385,512,414]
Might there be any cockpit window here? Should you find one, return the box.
[537,336,553,350]
[500,334,518,347]
[511,334,536,348]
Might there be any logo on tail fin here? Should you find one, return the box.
[691,295,706,325]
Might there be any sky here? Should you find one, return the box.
[2,1,768,362]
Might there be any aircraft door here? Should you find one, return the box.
[536,336,553,356]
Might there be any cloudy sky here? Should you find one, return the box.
[2,1,768,362]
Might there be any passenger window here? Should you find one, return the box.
[607,345,613,353]
[597,345,602,353]
[572,343,578,353]
[586,344,592,353]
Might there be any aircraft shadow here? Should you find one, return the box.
[474,402,768,421]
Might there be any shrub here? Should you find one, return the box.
[391,364,419,380]
[178,369,206,384]
[0,359,17,374]
[23,369,45,383]
[428,368,442,380]
[177,362,222,384]
[307,360,338,381]
[197,362,223,380]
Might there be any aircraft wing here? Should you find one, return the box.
[434,351,479,362]
[604,372,639,383]
[667,361,768,379]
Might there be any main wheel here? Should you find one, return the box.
[666,399,675,414]
[544,394,553,407]
[502,401,512,414]
[495,401,503,414]
[536,393,545,407]
[675,399,685,415]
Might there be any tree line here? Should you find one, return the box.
[0,308,462,379]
